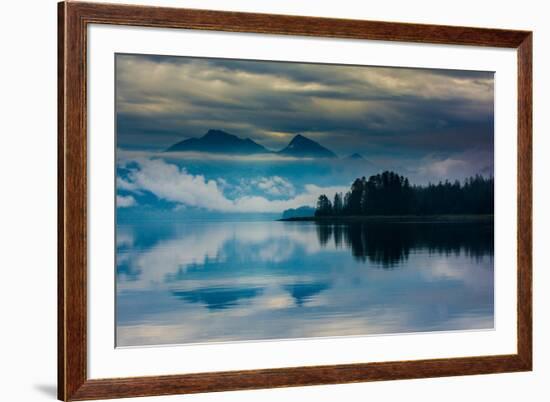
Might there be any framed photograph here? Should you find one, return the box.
[58,1,532,400]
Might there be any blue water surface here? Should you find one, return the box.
[116,220,494,347]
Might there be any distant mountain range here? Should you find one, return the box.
[164,129,341,158]
[347,153,364,160]
[281,206,316,219]
[165,129,269,154]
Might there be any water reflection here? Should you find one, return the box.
[172,287,264,311]
[116,220,494,347]
[314,222,493,267]
[284,282,330,306]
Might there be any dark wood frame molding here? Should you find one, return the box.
[58,1,532,400]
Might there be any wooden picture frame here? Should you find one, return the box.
[58,1,532,400]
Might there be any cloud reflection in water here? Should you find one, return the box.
[116,220,493,347]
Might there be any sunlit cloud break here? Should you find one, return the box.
[119,158,347,213]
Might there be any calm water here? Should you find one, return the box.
[116,220,494,347]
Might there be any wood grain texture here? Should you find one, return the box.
[58,1,533,400]
[516,33,533,370]
[67,1,529,47]
[58,1,88,400]
[57,3,65,399]
[70,355,528,401]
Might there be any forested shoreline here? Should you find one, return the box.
[315,171,493,217]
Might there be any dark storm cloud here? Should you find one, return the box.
[115,53,493,167]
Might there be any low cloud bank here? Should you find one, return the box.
[118,158,347,213]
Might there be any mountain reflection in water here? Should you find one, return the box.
[116,220,494,347]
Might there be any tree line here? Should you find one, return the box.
[315,171,493,217]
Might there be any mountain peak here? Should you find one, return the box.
[164,129,269,154]
[347,153,364,160]
[279,134,337,158]
[288,134,314,146]
[291,134,307,141]
[203,129,234,139]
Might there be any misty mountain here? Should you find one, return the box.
[347,153,364,160]
[164,130,339,159]
[281,206,315,219]
[278,134,337,158]
[164,129,270,154]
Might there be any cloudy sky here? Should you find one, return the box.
[117,53,493,157]
[115,53,494,216]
